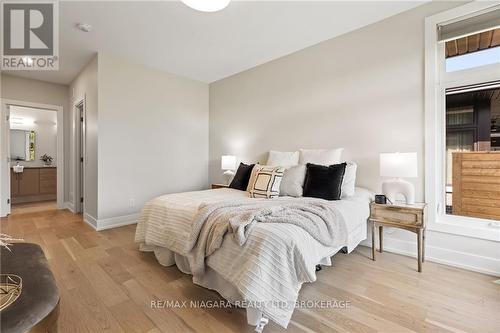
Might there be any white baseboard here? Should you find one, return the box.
[83,212,97,229]
[64,201,75,213]
[360,237,500,277]
[81,212,138,231]
[96,213,139,231]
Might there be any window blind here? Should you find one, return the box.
[446,80,500,95]
[438,6,500,42]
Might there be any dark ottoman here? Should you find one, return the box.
[1,243,59,333]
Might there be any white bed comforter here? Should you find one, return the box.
[135,188,371,327]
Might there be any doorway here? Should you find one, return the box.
[74,99,86,214]
[0,99,64,217]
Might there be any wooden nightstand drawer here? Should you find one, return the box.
[369,202,427,272]
[371,204,423,227]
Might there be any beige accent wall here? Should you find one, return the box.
[1,74,70,202]
[69,56,99,221]
[209,2,500,275]
[209,1,464,200]
[97,52,209,220]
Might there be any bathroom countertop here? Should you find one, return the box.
[11,165,56,169]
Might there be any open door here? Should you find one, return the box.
[1,103,11,216]
[74,99,85,214]
[78,102,84,213]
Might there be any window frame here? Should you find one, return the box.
[425,1,500,242]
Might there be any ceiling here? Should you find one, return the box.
[4,1,426,85]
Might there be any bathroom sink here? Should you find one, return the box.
[13,165,24,173]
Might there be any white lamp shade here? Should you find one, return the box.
[380,152,417,178]
[221,155,236,170]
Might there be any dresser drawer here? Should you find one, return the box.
[371,204,424,227]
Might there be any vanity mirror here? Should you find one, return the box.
[10,130,35,161]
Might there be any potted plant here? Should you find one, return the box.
[40,154,53,166]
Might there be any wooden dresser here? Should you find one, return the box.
[11,167,56,204]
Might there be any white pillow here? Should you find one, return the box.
[280,165,306,197]
[341,162,357,198]
[266,150,299,167]
[247,165,285,198]
[299,148,344,165]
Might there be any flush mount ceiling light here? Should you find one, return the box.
[182,0,231,12]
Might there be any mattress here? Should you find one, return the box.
[135,187,372,327]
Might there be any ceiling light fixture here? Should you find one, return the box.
[11,117,34,126]
[76,23,92,32]
[182,0,231,12]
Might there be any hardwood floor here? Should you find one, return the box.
[10,200,58,214]
[1,202,499,333]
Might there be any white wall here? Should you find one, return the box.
[69,56,99,222]
[1,74,70,201]
[10,106,58,166]
[210,2,464,194]
[209,1,500,275]
[97,52,209,224]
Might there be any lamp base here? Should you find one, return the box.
[382,178,415,205]
[223,170,235,185]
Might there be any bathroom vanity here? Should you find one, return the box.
[11,166,56,204]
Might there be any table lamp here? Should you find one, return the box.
[380,152,417,205]
[221,155,236,185]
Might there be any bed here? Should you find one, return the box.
[135,187,372,330]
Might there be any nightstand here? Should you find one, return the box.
[211,183,229,189]
[369,202,427,272]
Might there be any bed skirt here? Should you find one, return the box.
[139,243,268,325]
[138,221,367,327]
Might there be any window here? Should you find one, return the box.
[446,107,474,126]
[425,2,500,241]
[442,20,500,222]
[446,47,500,72]
[444,28,500,73]
[445,88,500,219]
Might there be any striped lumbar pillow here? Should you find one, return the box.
[247,165,285,198]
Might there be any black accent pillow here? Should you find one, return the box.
[303,163,347,200]
[229,163,255,190]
